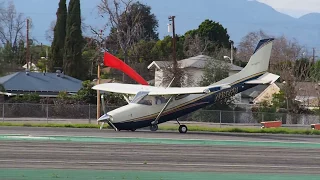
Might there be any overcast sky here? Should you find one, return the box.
[257,0,320,17]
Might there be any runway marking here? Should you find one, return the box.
[0,168,320,180]
[1,134,320,149]
[0,159,319,169]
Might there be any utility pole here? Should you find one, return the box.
[97,64,101,121]
[169,16,178,86]
[96,30,103,122]
[230,40,234,65]
[169,16,176,63]
[313,48,315,63]
[26,18,30,70]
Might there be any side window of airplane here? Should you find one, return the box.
[137,96,153,106]
[138,99,152,105]
[155,96,170,105]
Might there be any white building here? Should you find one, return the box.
[147,55,243,87]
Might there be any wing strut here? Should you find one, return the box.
[151,77,176,126]
[151,95,175,126]
[166,77,175,88]
[123,95,130,104]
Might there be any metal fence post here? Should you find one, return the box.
[219,110,222,128]
[89,104,91,124]
[46,103,49,123]
[2,103,4,122]
[233,109,236,123]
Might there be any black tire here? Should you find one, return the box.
[179,125,188,133]
[150,124,158,132]
[131,129,136,132]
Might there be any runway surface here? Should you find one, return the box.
[0,126,320,179]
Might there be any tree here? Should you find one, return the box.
[197,19,231,48]
[125,1,158,41]
[0,1,26,50]
[0,0,27,72]
[199,59,230,87]
[183,34,211,57]
[46,17,88,44]
[294,58,313,81]
[271,91,287,109]
[237,30,269,62]
[75,80,97,104]
[45,20,56,42]
[311,60,320,82]
[49,0,67,72]
[184,19,232,53]
[98,0,157,82]
[63,0,86,80]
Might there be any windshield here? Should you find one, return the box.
[131,91,150,103]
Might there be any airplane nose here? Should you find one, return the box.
[98,114,113,122]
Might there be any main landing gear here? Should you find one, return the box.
[150,119,188,133]
[150,124,158,131]
[176,118,188,134]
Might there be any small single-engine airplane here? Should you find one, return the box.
[93,38,280,133]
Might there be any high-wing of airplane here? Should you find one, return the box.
[92,38,280,133]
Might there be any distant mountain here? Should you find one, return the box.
[14,0,320,50]
[299,13,320,24]
[140,0,320,49]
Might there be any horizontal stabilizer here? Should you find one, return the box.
[245,73,279,85]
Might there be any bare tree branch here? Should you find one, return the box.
[183,34,212,57]
[97,0,145,82]
[0,1,25,47]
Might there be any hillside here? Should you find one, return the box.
[141,0,320,48]
[13,0,320,49]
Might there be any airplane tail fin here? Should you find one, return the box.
[211,38,277,86]
[240,38,274,77]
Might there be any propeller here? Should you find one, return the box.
[100,122,105,130]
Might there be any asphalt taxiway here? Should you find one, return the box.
[0,126,320,179]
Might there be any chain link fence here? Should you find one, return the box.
[0,103,319,125]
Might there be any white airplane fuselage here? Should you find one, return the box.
[101,81,259,131]
[95,38,278,132]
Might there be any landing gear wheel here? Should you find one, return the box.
[179,125,188,133]
[131,129,136,132]
[150,124,158,132]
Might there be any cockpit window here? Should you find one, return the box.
[131,91,153,105]
[131,91,149,103]
[137,97,153,105]
[131,92,173,106]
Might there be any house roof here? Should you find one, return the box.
[0,71,82,95]
[148,55,243,71]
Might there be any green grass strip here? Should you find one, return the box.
[1,168,320,180]
[0,122,319,135]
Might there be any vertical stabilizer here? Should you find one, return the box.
[210,38,274,86]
